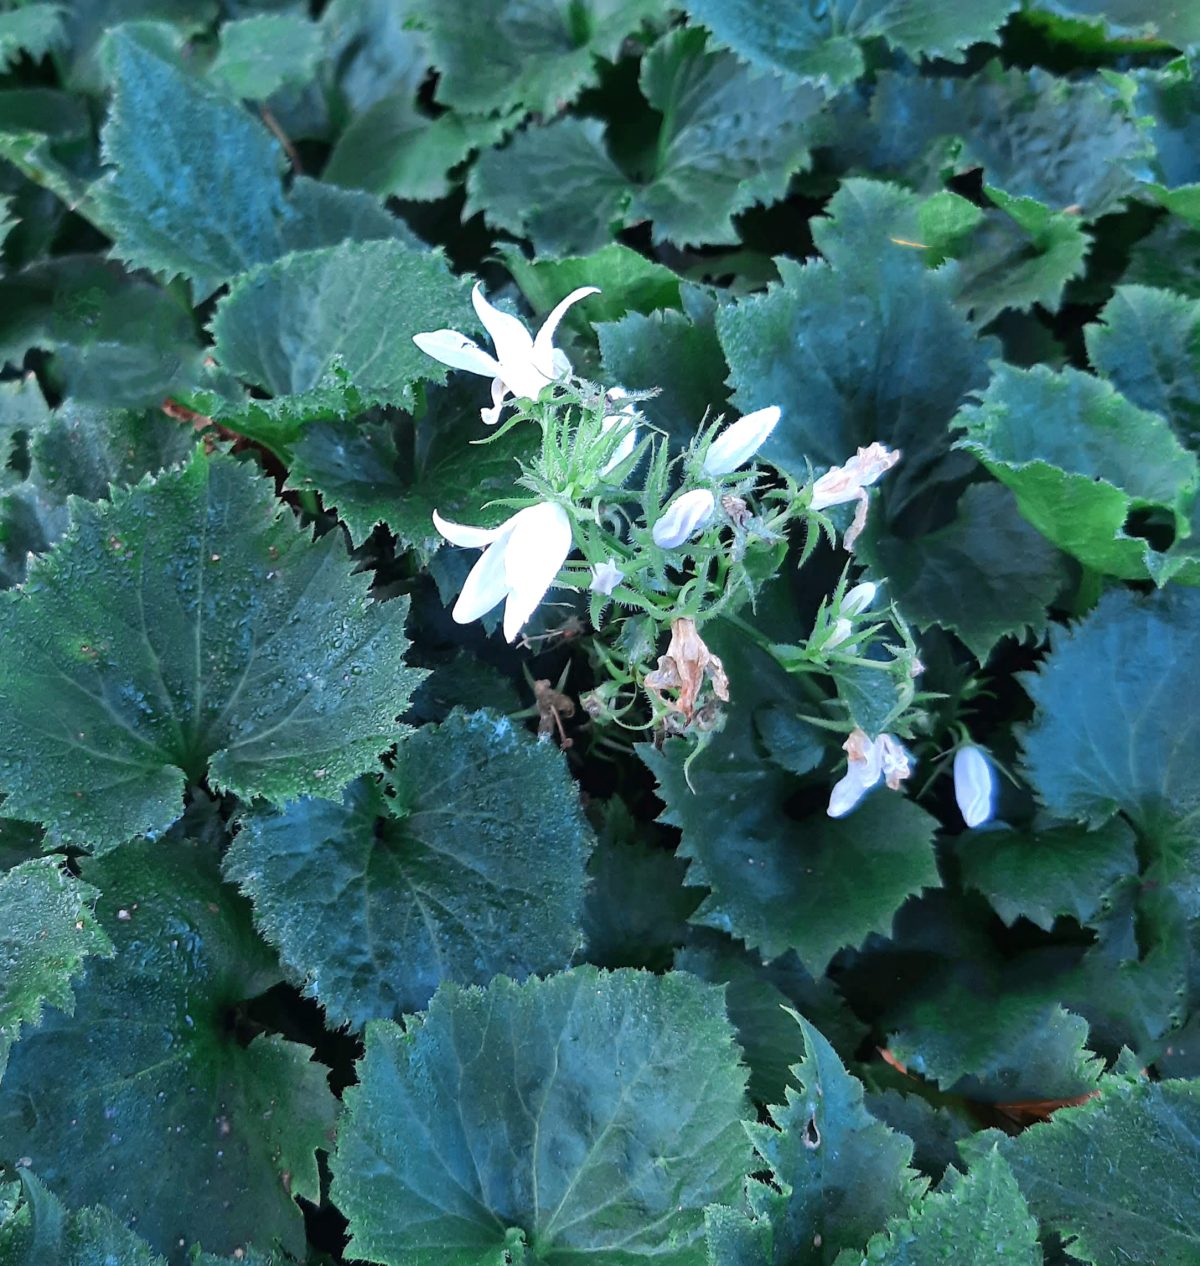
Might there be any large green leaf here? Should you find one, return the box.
[716,180,994,515]
[330,967,753,1266]
[226,709,593,1029]
[94,31,416,296]
[1086,284,1200,449]
[1020,587,1200,913]
[861,1147,1040,1266]
[708,1016,924,1266]
[0,836,337,1264]
[1036,0,1200,49]
[208,239,475,419]
[419,0,662,115]
[0,449,423,850]
[642,739,940,972]
[956,819,1139,931]
[680,0,1017,89]
[965,1074,1200,1265]
[287,380,535,552]
[0,857,112,1080]
[954,362,1199,582]
[866,482,1069,661]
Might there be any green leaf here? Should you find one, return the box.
[717,180,994,516]
[864,1090,972,1183]
[887,991,1103,1102]
[1020,587,1200,913]
[94,32,417,296]
[0,256,203,408]
[331,967,753,1266]
[0,448,424,850]
[287,379,535,552]
[0,835,337,1263]
[1086,284,1200,449]
[642,739,940,972]
[681,0,1016,90]
[209,239,475,419]
[954,362,1199,582]
[226,709,593,1029]
[0,1172,166,1266]
[0,6,66,72]
[956,819,1140,931]
[467,117,631,257]
[1126,218,1200,298]
[419,0,662,115]
[207,14,323,101]
[325,93,511,203]
[861,1147,1040,1266]
[714,1016,924,1266]
[0,857,113,1080]
[322,0,429,115]
[597,292,730,449]
[866,483,1070,661]
[625,27,822,247]
[965,1075,1200,1266]
[1035,0,1200,49]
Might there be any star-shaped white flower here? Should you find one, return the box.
[433,502,572,642]
[414,283,599,424]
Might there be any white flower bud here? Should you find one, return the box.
[841,581,877,616]
[953,746,996,829]
[824,618,853,650]
[703,406,781,475]
[589,559,624,595]
[652,489,715,549]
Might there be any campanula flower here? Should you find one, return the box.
[841,581,877,615]
[432,502,572,642]
[652,489,716,548]
[414,283,599,424]
[810,442,901,551]
[589,559,624,595]
[827,728,912,817]
[953,745,996,828]
[703,406,781,476]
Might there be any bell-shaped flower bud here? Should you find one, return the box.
[841,581,877,616]
[953,746,996,829]
[703,406,781,476]
[652,489,716,548]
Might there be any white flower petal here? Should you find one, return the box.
[432,508,512,549]
[453,539,511,623]
[703,405,781,475]
[954,746,996,828]
[652,489,716,549]
[480,376,510,426]
[600,408,638,476]
[411,329,501,378]
[501,502,573,641]
[842,581,877,616]
[472,282,535,369]
[827,764,875,817]
[532,286,600,377]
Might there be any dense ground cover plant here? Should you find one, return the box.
[0,0,1199,1262]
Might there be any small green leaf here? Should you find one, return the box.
[642,739,940,972]
[207,14,323,101]
[209,239,475,419]
[866,483,1070,661]
[0,6,66,72]
[861,1147,1040,1266]
[1087,284,1200,449]
[1020,587,1200,913]
[419,0,662,115]
[0,449,424,850]
[331,967,753,1266]
[954,363,1199,582]
[226,709,594,1029]
[964,1075,1200,1266]
[957,819,1139,930]
[681,0,1017,90]
[0,836,338,1263]
[0,857,113,1080]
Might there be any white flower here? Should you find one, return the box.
[652,489,716,549]
[810,443,901,510]
[432,502,572,642]
[600,402,638,477]
[703,406,781,476]
[413,283,599,424]
[953,746,996,829]
[824,617,853,651]
[827,728,912,817]
[841,581,877,616]
[589,559,624,595]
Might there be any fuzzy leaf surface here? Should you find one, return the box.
[0,449,423,849]
[331,968,753,1266]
